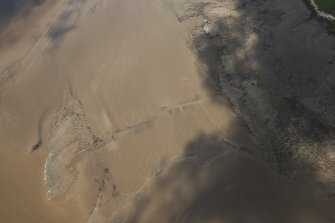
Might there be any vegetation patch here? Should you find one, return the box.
[314,0,335,11]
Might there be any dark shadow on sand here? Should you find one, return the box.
[0,0,47,28]
[124,0,335,222]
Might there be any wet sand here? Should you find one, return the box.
[0,1,84,222]
[0,0,251,221]
[0,145,84,223]
[0,0,64,71]
[0,0,333,222]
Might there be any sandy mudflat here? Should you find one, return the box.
[0,0,334,222]
[0,0,245,221]
[0,145,84,223]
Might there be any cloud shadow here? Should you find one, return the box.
[120,0,335,222]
